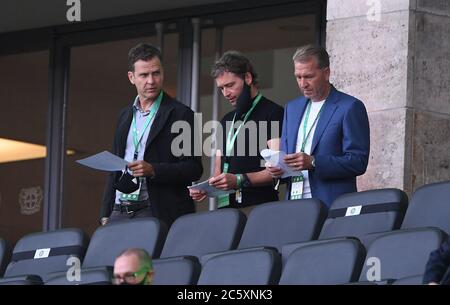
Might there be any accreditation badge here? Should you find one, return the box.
[235,189,242,204]
[120,177,142,201]
[290,175,304,200]
[218,194,230,208]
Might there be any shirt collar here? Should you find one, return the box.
[132,96,150,116]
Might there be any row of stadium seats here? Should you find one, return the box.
[0,180,449,285]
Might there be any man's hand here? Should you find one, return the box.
[209,173,238,190]
[265,162,284,178]
[100,217,109,226]
[128,160,155,177]
[189,188,207,202]
[284,152,314,171]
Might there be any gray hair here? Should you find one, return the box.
[292,44,330,69]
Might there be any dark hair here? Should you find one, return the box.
[128,43,162,72]
[292,44,330,69]
[211,50,258,85]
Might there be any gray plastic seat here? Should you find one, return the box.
[200,199,327,265]
[45,217,167,285]
[198,248,281,285]
[392,274,424,285]
[279,238,365,284]
[359,227,446,283]
[0,228,89,285]
[82,217,167,269]
[401,180,450,234]
[45,268,113,285]
[152,256,200,285]
[319,188,408,240]
[160,209,246,259]
[237,199,327,251]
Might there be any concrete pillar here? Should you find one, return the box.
[326,0,450,195]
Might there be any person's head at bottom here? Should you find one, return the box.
[112,248,154,285]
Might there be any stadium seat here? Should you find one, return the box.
[401,180,450,234]
[392,274,424,285]
[197,248,281,285]
[45,267,113,285]
[319,189,408,241]
[199,199,326,265]
[0,228,89,285]
[279,238,365,285]
[160,209,246,259]
[82,217,167,268]
[46,217,167,285]
[152,256,200,285]
[236,199,327,252]
[0,238,12,277]
[358,227,446,283]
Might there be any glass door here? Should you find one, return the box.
[0,51,49,243]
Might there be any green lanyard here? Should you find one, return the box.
[131,91,163,160]
[223,93,262,173]
[300,100,324,153]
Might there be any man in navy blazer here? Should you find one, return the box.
[423,236,450,285]
[267,44,370,208]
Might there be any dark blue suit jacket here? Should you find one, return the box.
[281,86,370,208]
[423,236,450,284]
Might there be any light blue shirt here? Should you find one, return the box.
[115,95,158,204]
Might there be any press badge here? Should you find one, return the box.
[235,189,242,204]
[120,177,142,201]
[290,175,304,200]
[218,194,230,208]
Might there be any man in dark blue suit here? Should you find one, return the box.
[267,44,370,208]
[423,237,450,285]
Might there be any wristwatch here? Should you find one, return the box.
[311,156,316,168]
[241,173,252,188]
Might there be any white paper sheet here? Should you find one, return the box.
[188,180,235,198]
[260,149,301,178]
[76,151,128,172]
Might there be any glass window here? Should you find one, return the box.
[0,51,49,243]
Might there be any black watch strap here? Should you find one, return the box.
[241,173,252,188]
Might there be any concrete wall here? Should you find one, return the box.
[409,0,450,192]
[326,0,450,195]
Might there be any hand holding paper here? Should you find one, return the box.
[76,151,128,172]
[261,149,301,178]
[188,180,235,198]
[189,188,207,202]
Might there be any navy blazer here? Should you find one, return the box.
[281,86,370,208]
[423,236,450,284]
[101,92,203,226]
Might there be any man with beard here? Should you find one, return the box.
[190,51,283,214]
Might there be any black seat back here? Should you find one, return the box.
[320,189,408,240]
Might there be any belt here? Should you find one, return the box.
[113,201,150,214]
